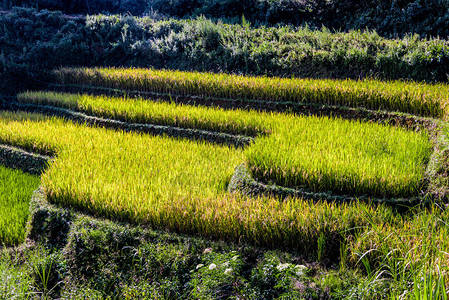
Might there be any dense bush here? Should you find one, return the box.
[1,7,449,95]
[148,0,449,39]
[7,0,449,38]
[0,7,89,94]
[149,0,449,37]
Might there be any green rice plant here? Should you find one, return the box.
[0,165,40,246]
[54,67,449,119]
[18,91,432,198]
[245,115,432,198]
[412,267,448,300]
[0,111,394,253]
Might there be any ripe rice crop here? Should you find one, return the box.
[0,111,396,251]
[54,67,449,119]
[17,91,271,137]
[0,165,40,246]
[17,91,432,198]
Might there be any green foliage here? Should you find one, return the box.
[30,251,64,298]
[18,91,270,137]
[0,250,34,299]
[62,213,326,299]
[27,188,73,249]
[0,165,40,246]
[249,252,311,299]
[145,0,449,39]
[189,251,244,299]
[6,0,449,39]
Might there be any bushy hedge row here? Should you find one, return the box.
[8,0,449,38]
[148,0,449,39]
[1,7,449,95]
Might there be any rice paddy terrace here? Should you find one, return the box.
[1,67,449,298]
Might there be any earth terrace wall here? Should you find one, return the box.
[0,144,50,176]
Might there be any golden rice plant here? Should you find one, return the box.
[54,67,449,119]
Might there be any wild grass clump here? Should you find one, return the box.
[0,165,40,246]
[348,204,449,298]
[55,67,449,119]
[246,116,432,198]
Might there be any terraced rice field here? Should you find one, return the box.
[0,111,389,250]
[1,68,448,297]
[18,91,432,198]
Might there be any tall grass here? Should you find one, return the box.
[54,67,449,119]
[351,204,449,298]
[17,91,432,198]
[0,165,40,246]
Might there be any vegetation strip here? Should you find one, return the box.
[16,91,268,137]
[228,164,422,207]
[48,83,438,132]
[55,67,449,119]
[5,101,253,148]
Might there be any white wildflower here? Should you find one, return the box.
[224,268,233,275]
[276,263,291,271]
[293,265,308,277]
